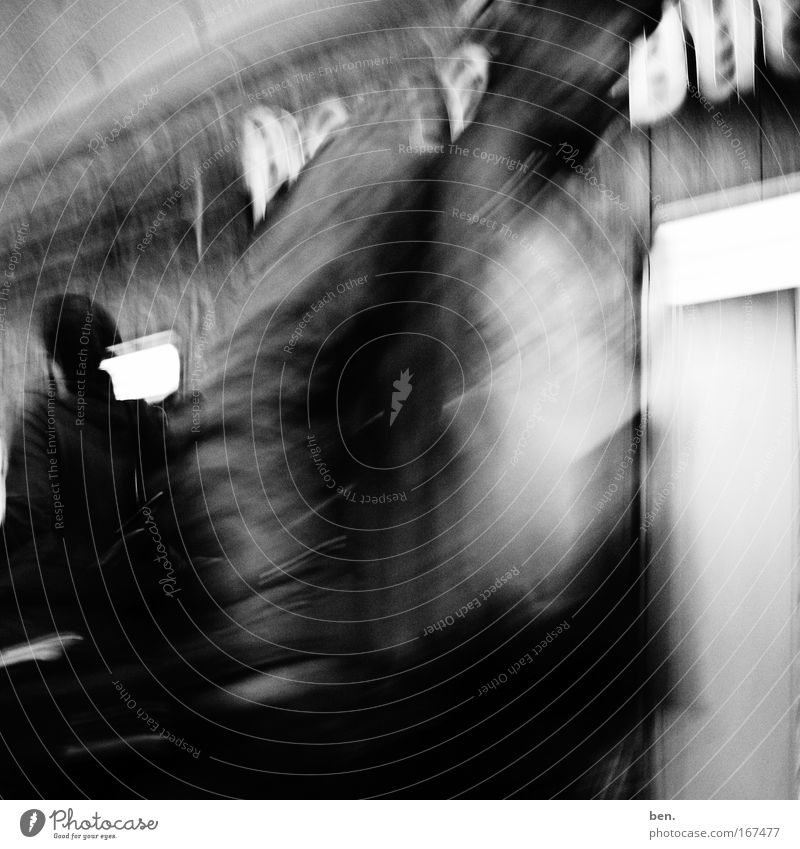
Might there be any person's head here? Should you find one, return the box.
[39,294,120,381]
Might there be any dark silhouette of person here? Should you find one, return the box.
[1,293,163,638]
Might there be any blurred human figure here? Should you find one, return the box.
[1,294,162,636]
[151,1,665,799]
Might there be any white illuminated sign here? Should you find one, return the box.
[99,332,181,403]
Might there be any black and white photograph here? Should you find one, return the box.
[1,0,800,833]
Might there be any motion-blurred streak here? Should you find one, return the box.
[438,43,491,142]
[359,0,663,795]
[241,106,306,226]
[0,0,665,799]
[758,0,800,77]
[0,1,470,267]
[143,1,664,798]
[147,63,457,774]
[0,1,471,172]
[628,2,689,126]
[415,0,661,454]
[681,0,757,101]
